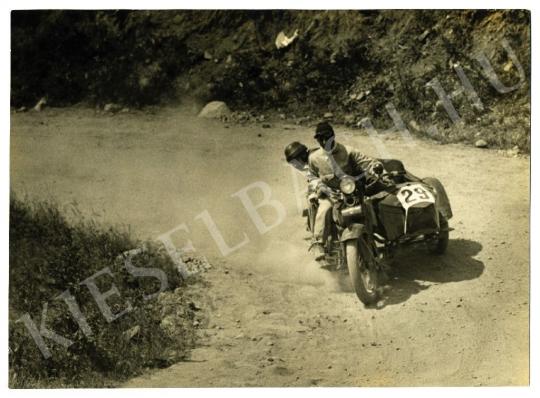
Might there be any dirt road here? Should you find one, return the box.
[10,107,529,386]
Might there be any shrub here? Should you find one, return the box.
[9,196,198,387]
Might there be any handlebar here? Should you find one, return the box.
[314,170,406,201]
[366,170,405,189]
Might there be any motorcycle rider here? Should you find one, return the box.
[308,121,388,261]
[284,142,320,235]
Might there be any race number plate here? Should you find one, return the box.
[397,183,435,211]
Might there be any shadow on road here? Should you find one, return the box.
[377,238,485,308]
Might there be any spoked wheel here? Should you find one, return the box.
[345,239,380,305]
[426,214,449,255]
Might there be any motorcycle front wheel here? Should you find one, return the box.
[346,239,380,305]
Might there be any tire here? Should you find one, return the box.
[346,239,380,305]
[426,214,449,255]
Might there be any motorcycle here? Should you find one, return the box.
[304,168,453,305]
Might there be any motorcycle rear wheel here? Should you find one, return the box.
[346,240,380,305]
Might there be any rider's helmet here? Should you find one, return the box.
[314,121,335,151]
[284,141,308,163]
[314,121,335,140]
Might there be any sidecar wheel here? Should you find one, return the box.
[426,215,449,255]
[346,240,379,305]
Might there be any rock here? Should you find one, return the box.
[275,29,299,49]
[204,51,213,60]
[198,101,231,119]
[507,146,520,157]
[295,117,308,125]
[160,315,176,335]
[33,97,47,112]
[104,103,122,113]
[15,106,28,113]
[418,29,431,42]
[343,114,356,125]
[279,113,286,120]
[323,112,334,119]
[120,107,130,113]
[123,325,141,341]
[409,120,421,132]
[475,139,488,148]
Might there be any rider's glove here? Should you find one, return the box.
[381,174,394,185]
[316,183,332,198]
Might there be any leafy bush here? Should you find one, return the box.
[11,10,192,107]
[9,196,198,387]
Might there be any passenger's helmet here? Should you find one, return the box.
[284,141,308,163]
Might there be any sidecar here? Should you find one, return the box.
[374,177,452,253]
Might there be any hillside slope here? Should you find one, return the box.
[11,10,530,150]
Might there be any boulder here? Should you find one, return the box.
[104,103,122,113]
[198,101,231,119]
[409,120,421,133]
[475,139,488,148]
[33,97,47,112]
[507,145,520,157]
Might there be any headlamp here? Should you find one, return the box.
[340,177,356,194]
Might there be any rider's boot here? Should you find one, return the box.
[310,242,325,262]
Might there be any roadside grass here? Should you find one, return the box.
[9,195,199,388]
